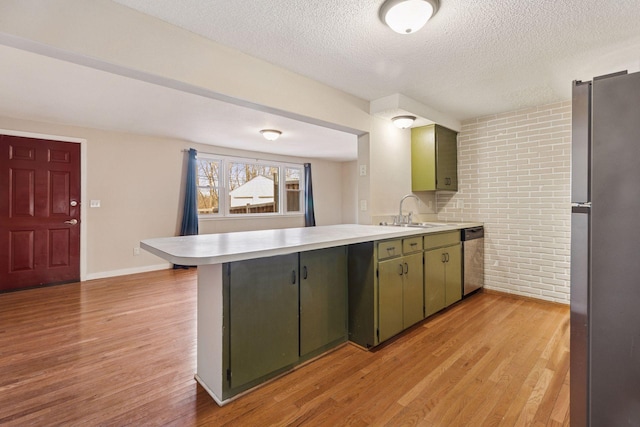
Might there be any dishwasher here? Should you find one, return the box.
[461,226,484,296]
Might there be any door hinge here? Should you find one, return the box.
[226,368,232,383]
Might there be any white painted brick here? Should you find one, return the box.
[439,100,571,302]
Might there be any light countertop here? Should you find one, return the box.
[141,222,482,266]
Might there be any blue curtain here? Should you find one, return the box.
[304,163,316,227]
[175,148,198,269]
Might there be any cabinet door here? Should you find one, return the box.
[444,244,462,306]
[378,258,404,343]
[228,253,299,389]
[403,252,424,327]
[435,125,458,191]
[411,125,437,191]
[300,246,348,357]
[424,248,446,316]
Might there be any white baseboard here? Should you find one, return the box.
[85,263,173,281]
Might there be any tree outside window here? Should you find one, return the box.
[197,159,220,214]
[195,155,303,217]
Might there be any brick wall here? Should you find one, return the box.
[437,101,572,303]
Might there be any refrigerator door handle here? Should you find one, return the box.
[572,202,591,214]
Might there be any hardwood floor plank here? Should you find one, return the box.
[0,269,570,426]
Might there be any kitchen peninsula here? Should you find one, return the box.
[141,223,480,405]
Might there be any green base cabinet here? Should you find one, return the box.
[401,251,424,330]
[424,232,462,317]
[424,248,447,316]
[223,253,299,397]
[348,237,424,348]
[377,257,404,343]
[221,248,349,399]
[347,242,377,349]
[299,246,348,359]
[411,124,458,192]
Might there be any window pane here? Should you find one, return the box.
[285,167,301,213]
[228,162,279,214]
[197,159,220,214]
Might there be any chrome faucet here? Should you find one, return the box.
[397,194,420,225]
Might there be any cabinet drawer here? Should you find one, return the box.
[424,231,460,250]
[377,240,402,260]
[402,236,423,254]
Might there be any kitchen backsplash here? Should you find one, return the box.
[438,100,571,304]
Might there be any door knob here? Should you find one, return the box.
[70,200,78,207]
[64,219,78,225]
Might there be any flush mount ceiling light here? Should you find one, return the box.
[392,115,417,129]
[260,129,282,141]
[380,0,439,34]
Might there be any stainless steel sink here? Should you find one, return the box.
[379,222,446,228]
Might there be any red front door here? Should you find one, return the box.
[0,135,81,291]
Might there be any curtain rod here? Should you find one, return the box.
[181,149,309,165]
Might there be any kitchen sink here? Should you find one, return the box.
[380,222,447,228]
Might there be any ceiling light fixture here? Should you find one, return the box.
[380,0,439,34]
[260,129,282,141]
[392,115,417,129]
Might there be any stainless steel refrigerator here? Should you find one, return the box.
[571,70,640,426]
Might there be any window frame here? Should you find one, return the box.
[196,153,305,219]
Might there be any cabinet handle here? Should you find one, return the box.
[404,263,409,274]
[303,266,308,280]
[410,242,417,247]
[292,270,297,285]
[445,253,450,263]
[441,253,446,263]
[398,264,404,276]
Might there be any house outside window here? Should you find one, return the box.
[196,155,303,217]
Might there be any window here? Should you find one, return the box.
[285,167,301,213]
[196,155,303,217]
[197,158,221,214]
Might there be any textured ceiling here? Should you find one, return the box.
[112,0,640,120]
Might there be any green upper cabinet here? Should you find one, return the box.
[411,124,458,192]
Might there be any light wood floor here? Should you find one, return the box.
[0,269,570,426]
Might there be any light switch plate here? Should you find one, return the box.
[360,200,367,211]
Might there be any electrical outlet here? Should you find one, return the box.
[90,200,101,208]
[133,247,140,256]
[360,200,367,211]
[359,165,367,176]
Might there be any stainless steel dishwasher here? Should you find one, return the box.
[461,226,484,296]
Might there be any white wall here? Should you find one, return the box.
[0,116,352,279]
[437,101,572,303]
[341,161,358,223]
[364,117,439,224]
